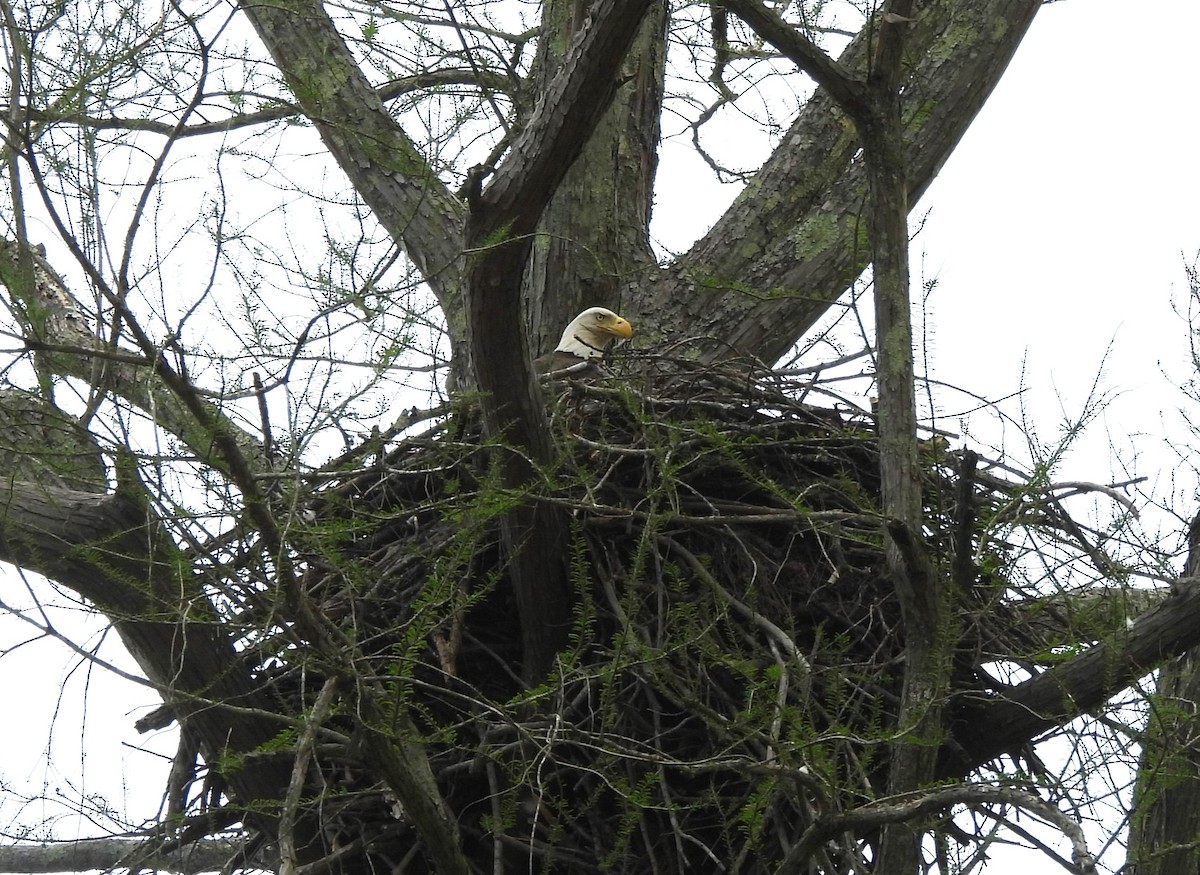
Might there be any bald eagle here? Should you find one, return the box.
[534,307,633,375]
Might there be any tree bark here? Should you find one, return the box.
[726,3,949,867]
[523,0,666,354]
[1125,512,1200,875]
[1127,650,1200,875]
[0,839,257,875]
[858,12,952,866]
[463,0,658,680]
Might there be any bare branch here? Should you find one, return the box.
[720,0,866,111]
[779,784,1095,875]
[0,238,270,475]
[237,0,468,346]
[0,838,261,875]
[23,69,516,139]
[942,578,1200,778]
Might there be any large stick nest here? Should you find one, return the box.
[244,356,1090,873]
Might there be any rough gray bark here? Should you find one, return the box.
[462,0,659,679]
[0,839,259,874]
[523,0,667,355]
[1123,511,1200,875]
[1128,650,1200,875]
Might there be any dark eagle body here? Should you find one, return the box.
[534,307,633,375]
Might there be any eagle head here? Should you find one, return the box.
[555,307,634,360]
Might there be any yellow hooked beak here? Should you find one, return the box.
[605,316,633,339]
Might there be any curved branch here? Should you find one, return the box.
[0,476,294,839]
[24,68,517,139]
[0,838,261,875]
[778,784,1095,875]
[0,238,270,475]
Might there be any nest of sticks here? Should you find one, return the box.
[246,354,1100,872]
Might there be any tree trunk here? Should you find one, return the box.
[523,0,666,354]
[1127,515,1200,875]
[463,0,658,679]
[857,13,953,869]
[1128,652,1200,875]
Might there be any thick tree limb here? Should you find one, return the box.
[727,4,946,869]
[0,469,464,873]
[464,0,657,680]
[0,477,295,837]
[471,0,660,233]
[0,838,259,875]
[942,578,1200,778]
[1127,513,1200,875]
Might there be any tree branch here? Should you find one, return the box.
[941,578,1200,778]
[720,0,866,112]
[24,68,517,139]
[0,476,295,841]
[0,838,261,875]
[778,784,1095,875]
[464,0,658,680]
[236,0,468,351]
[0,238,269,475]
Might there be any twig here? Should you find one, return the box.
[778,784,1094,875]
[657,535,811,691]
[1046,480,1141,518]
[279,677,340,875]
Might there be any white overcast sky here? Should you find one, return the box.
[2,2,1199,871]
[918,0,1200,476]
